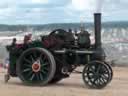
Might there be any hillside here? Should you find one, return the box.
[0,21,128,32]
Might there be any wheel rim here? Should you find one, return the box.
[83,61,110,88]
[103,62,113,82]
[18,49,52,83]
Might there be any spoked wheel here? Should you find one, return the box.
[103,62,113,83]
[82,61,111,89]
[16,48,56,86]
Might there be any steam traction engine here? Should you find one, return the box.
[5,13,113,89]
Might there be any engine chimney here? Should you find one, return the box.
[94,13,101,49]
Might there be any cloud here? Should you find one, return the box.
[71,0,95,11]
[31,0,49,4]
[0,0,127,24]
[99,0,128,21]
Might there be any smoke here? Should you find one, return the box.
[96,0,105,13]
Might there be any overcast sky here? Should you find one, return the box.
[0,0,127,24]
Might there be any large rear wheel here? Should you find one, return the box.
[16,48,56,86]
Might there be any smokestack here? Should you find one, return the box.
[94,13,101,49]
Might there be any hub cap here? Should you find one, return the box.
[32,61,41,73]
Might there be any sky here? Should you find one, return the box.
[0,0,127,24]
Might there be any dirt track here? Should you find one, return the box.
[0,67,128,96]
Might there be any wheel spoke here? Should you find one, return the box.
[35,73,40,81]
[41,63,49,71]
[30,55,35,63]
[41,63,49,67]
[88,73,94,79]
[40,56,48,64]
[40,69,47,74]
[37,53,43,60]
[33,51,37,59]
[95,79,99,84]
[40,58,43,64]
[101,74,109,80]
[22,68,31,73]
[99,79,103,85]
[96,64,101,73]
[93,78,98,85]
[39,53,43,59]
[93,77,97,83]
[39,73,43,80]
[42,55,47,62]
[26,71,33,78]
[90,75,95,80]
[24,57,32,64]
[90,66,95,71]
[101,77,107,83]
[43,67,49,72]
[88,70,95,74]
[24,64,32,68]
[30,74,35,81]
[99,78,104,84]
[104,70,109,74]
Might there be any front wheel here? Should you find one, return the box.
[16,48,56,86]
[82,61,112,89]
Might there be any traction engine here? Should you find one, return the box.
[5,13,113,89]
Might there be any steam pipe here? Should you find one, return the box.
[94,13,102,49]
